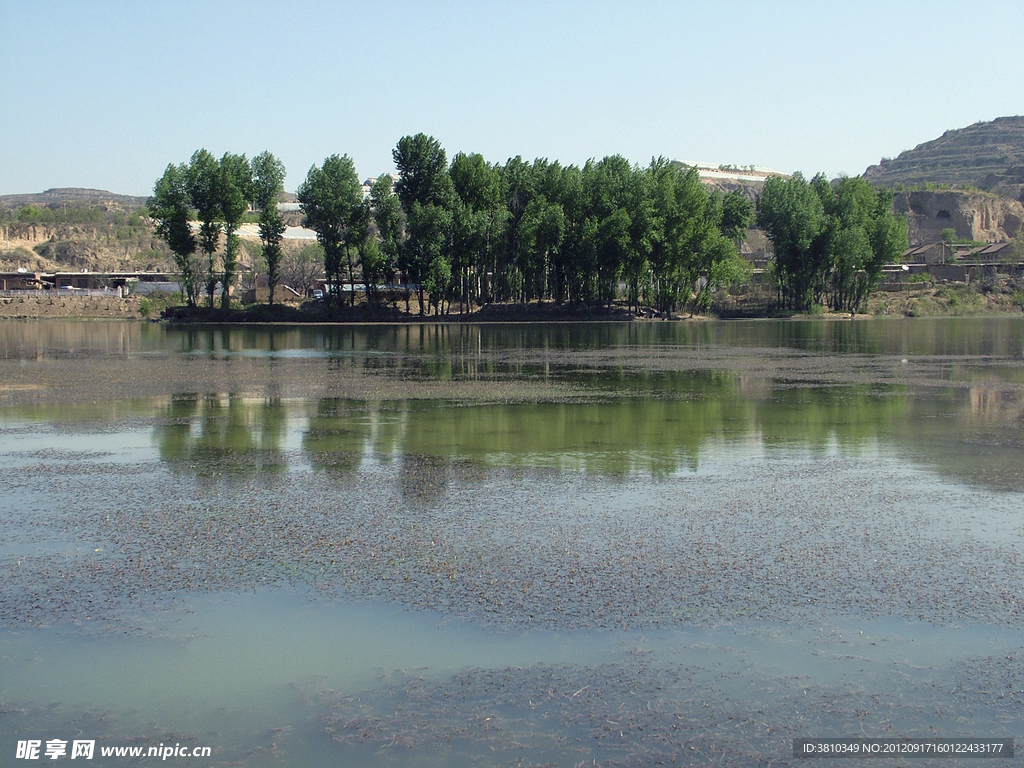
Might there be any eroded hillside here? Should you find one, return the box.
[0,193,174,272]
[864,116,1024,202]
[895,189,1024,243]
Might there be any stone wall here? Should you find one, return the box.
[0,294,141,319]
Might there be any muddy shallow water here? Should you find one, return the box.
[1,318,1023,766]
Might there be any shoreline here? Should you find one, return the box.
[1,291,1022,322]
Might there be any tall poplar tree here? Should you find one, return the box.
[187,149,222,308]
[296,155,364,308]
[818,177,908,314]
[757,173,827,311]
[450,152,506,308]
[149,163,201,306]
[758,174,906,313]
[217,152,252,311]
[251,152,287,305]
[393,134,456,313]
[368,175,402,305]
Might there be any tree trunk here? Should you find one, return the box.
[347,246,356,307]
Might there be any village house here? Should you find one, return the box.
[0,270,45,290]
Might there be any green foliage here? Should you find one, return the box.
[587,155,652,308]
[359,238,387,301]
[187,149,223,307]
[449,152,509,307]
[250,152,285,214]
[136,290,183,318]
[756,173,826,311]
[393,134,457,314]
[719,190,755,243]
[297,154,366,307]
[423,254,453,313]
[216,152,253,311]
[936,284,979,305]
[393,134,454,210]
[148,148,295,309]
[369,175,401,292]
[251,151,287,304]
[907,296,941,317]
[757,174,907,313]
[647,159,708,313]
[149,162,201,306]
[145,137,918,318]
[702,241,753,308]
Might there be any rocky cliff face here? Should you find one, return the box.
[894,190,1024,244]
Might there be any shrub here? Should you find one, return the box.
[977,268,998,294]
[908,297,940,316]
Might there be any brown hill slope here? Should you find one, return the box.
[864,116,1024,199]
[0,193,173,272]
[0,187,149,209]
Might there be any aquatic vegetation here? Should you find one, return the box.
[1,319,1023,766]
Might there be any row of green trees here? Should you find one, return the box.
[150,137,757,315]
[150,150,286,307]
[293,134,757,315]
[3,203,144,228]
[150,137,907,315]
[757,173,908,313]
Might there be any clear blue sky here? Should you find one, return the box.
[2,0,1022,197]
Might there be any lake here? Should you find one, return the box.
[1,318,1022,766]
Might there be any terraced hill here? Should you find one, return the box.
[864,116,1024,196]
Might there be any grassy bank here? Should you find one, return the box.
[865,278,1024,318]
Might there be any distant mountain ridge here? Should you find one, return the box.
[0,188,149,208]
[864,116,1024,198]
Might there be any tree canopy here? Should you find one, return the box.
[296,154,366,307]
[758,173,907,313]
[150,138,907,318]
[251,151,287,305]
[149,163,201,306]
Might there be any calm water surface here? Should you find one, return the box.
[1,318,1022,766]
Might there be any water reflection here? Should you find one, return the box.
[135,377,1018,491]
[3,319,1023,491]
[159,317,1024,358]
[5,317,1019,359]
[154,393,292,478]
[151,381,911,482]
[302,398,381,475]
